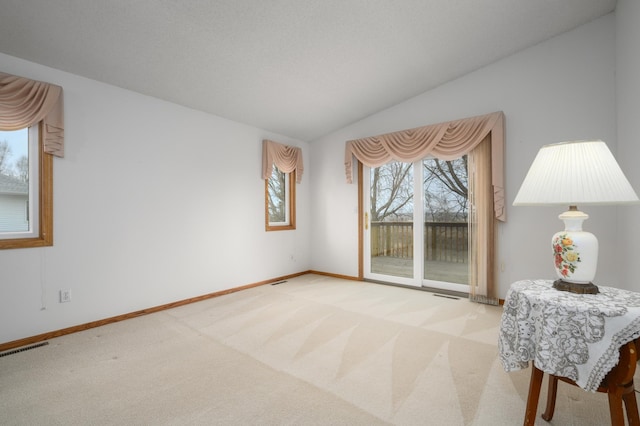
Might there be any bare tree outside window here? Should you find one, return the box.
[0,129,35,239]
[370,156,468,223]
[0,138,29,182]
[423,156,468,222]
[369,156,469,284]
[14,156,29,183]
[265,165,296,231]
[370,162,413,222]
[267,166,287,223]
[0,140,12,175]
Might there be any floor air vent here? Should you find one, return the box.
[271,280,287,286]
[0,341,49,358]
[469,295,500,306]
[433,293,460,300]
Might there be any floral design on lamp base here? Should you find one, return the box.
[553,233,581,278]
[550,209,599,294]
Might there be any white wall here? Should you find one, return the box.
[310,14,618,298]
[2,9,632,345]
[0,53,310,344]
[616,0,640,292]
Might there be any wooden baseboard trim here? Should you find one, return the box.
[307,270,361,281]
[0,271,312,353]
[1,270,492,352]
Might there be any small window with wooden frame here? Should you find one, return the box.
[265,165,296,231]
[0,123,53,249]
[0,72,63,249]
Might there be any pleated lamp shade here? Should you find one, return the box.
[513,140,639,293]
[513,140,639,206]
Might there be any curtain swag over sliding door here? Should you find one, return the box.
[345,111,505,302]
[0,72,65,157]
[345,111,504,221]
[262,139,304,183]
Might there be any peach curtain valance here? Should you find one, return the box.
[262,139,304,183]
[0,71,64,157]
[345,111,505,221]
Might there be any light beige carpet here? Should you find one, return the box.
[0,274,618,425]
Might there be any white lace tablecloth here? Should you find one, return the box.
[499,279,640,392]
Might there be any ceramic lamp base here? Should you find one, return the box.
[553,279,599,294]
[551,207,599,286]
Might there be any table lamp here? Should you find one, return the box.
[513,140,639,294]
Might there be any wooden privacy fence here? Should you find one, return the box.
[370,221,468,263]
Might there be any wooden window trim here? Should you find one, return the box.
[265,169,296,231]
[0,123,53,249]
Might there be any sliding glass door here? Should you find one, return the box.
[364,157,469,293]
[365,161,417,286]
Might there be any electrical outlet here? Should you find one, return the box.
[59,289,71,303]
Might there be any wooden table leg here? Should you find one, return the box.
[622,381,640,426]
[605,341,639,426]
[542,374,559,421]
[608,389,626,426]
[524,365,544,426]
[519,340,640,426]
[622,341,640,426]
[630,340,640,426]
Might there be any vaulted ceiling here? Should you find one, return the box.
[0,0,617,141]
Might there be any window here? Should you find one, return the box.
[0,71,62,249]
[347,111,505,302]
[364,155,470,293]
[261,139,302,231]
[265,165,296,231]
[0,122,53,249]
